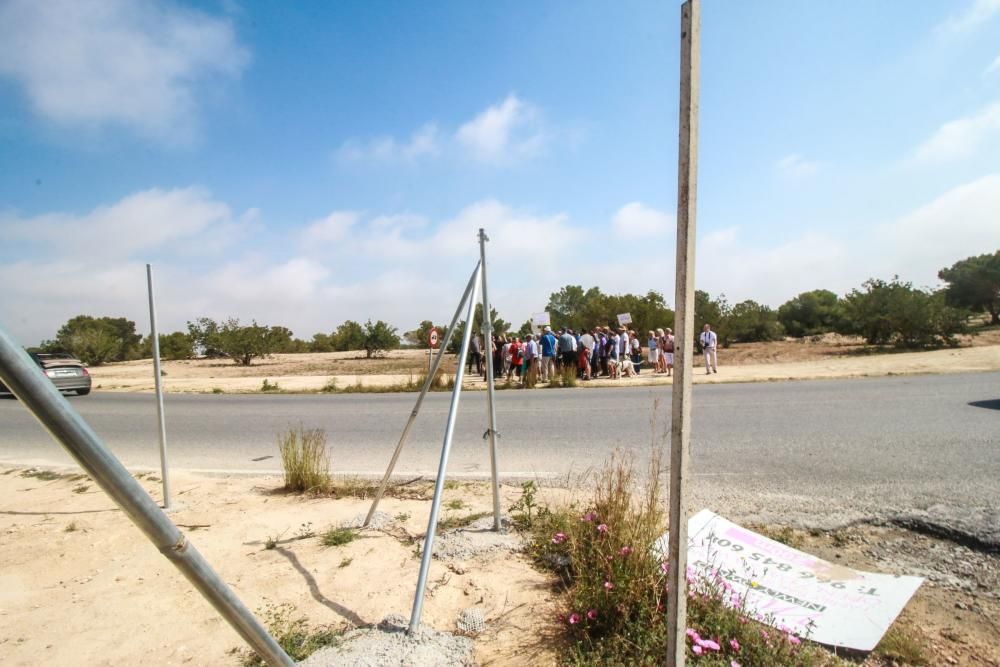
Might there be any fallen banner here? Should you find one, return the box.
[655,510,923,651]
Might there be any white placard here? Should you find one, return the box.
[532,312,551,326]
[616,312,632,325]
[655,510,923,651]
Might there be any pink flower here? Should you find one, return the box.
[729,639,741,651]
[596,523,609,534]
[660,562,669,574]
[604,580,614,591]
[619,546,634,557]
[586,609,598,620]
[686,628,701,641]
[551,532,567,544]
[698,638,720,651]
[787,635,801,646]
[568,613,581,625]
[580,512,597,522]
[731,661,741,667]
[761,630,769,639]
[692,645,703,656]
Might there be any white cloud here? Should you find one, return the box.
[1,187,240,259]
[456,94,545,163]
[776,154,820,177]
[612,202,673,236]
[912,102,1000,163]
[300,212,361,245]
[936,0,1000,34]
[335,95,549,166]
[0,0,249,143]
[336,124,440,162]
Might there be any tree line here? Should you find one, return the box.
[31,249,999,366]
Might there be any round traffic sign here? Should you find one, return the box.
[429,328,439,348]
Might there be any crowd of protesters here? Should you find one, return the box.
[465,324,717,386]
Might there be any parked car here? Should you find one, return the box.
[0,352,92,396]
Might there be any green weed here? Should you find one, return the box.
[277,426,330,493]
[321,527,356,547]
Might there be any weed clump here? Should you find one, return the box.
[260,378,280,392]
[321,527,356,547]
[239,603,342,666]
[277,426,330,492]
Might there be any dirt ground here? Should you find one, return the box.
[1,469,997,666]
[88,330,1000,393]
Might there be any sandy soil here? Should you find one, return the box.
[2,469,998,666]
[88,331,1000,394]
[0,469,557,667]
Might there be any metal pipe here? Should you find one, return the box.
[363,261,482,527]
[477,229,503,531]
[409,264,482,634]
[146,264,172,510]
[0,324,294,667]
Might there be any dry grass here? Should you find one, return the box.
[277,426,330,492]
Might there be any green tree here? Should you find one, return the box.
[839,277,968,348]
[362,319,400,358]
[777,289,842,337]
[516,319,534,337]
[725,300,784,343]
[186,317,278,366]
[140,331,194,360]
[405,320,450,349]
[545,285,674,334]
[308,333,335,352]
[331,320,365,351]
[938,251,1000,325]
[54,315,142,365]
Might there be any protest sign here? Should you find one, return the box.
[655,510,923,651]
[616,313,632,325]
[532,312,551,327]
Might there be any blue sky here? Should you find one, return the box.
[2,0,1000,345]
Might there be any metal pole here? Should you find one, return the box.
[146,264,172,510]
[666,1,700,666]
[477,228,503,531]
[409,264,482,634]
[0,324,293,667]
[364,261,482,526]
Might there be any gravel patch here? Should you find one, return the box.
[431,516,523,561]
[342,511,393,531]
[299,614,474,667]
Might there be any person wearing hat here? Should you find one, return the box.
[540,326,557,382]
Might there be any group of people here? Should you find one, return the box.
[468,325,717,385]
[467,323,720,384]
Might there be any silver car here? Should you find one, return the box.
[0,352,92,396]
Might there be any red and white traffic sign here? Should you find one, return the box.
[429,328,439,348]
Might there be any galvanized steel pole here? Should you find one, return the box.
[0,324,294,667]
[364,261,482,527]
[477,229,503,531]
[666,1,700,665]
[146,264,172,510]
[409,264,482,634]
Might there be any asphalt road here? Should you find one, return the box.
[2,372,998,541]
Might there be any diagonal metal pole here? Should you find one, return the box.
[477,228,503,531]
[409,263,482,634]
[0,324,293,667]
[146,264,172,510]
[666,1,700,666]
[363,261,482,527]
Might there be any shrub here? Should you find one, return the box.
[261,378,280,392]
[527,451,843,666]
[277,426,330,492]
[321,527,356,547]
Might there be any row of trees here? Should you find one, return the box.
[33,251,998,365]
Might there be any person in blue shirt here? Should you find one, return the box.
[540,326,557,382]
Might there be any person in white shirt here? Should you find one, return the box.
[700,323,718,374]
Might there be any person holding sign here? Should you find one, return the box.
[700,323,718,374]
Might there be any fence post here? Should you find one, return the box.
[146,264,172,510]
